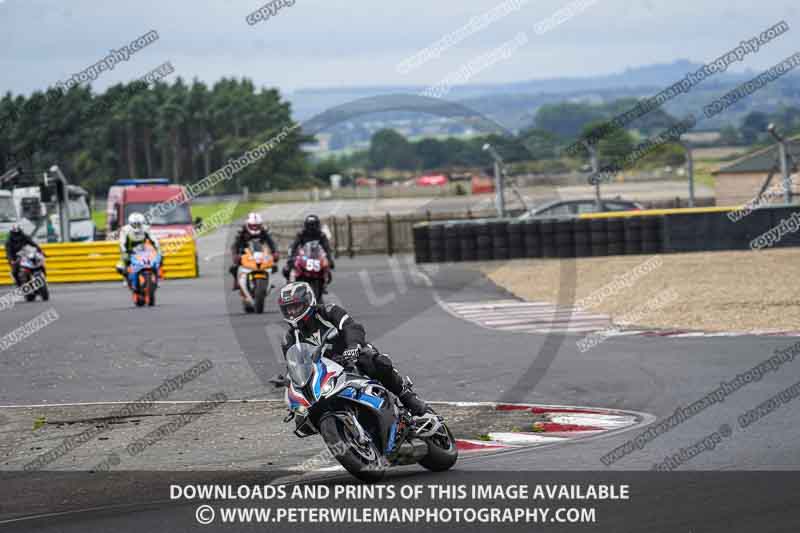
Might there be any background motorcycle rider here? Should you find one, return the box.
[230,212,279,291]
[115,212,162,282]
[277,281,429,417]
[5,224,44,287]
[283,214,334,280]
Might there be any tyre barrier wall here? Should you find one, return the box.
[413,204,800,263]
[0,238,198,285]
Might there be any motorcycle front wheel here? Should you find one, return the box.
[38,277,49,301]
[254,278,267,314]
[308,278,324,304]
[134,273,146,307]
[319,413,386,482]
[418,415,459,472]
[146,273,156,307]
[20,271,36,301]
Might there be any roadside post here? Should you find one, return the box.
[483,143,506,217]
[768,123,793,204]
[678,138,695,207]
[582,140,601,209]
[46,165,70,243]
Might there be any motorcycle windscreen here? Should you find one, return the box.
[132,244,157,265]
[248,239,270,255]
[285,342,317,387]
[302,241,324,259]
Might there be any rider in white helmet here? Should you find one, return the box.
[230,212,279,290]
[116,212,161,279]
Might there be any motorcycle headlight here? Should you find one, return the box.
[321,379,334,396]
[294,404,307,415]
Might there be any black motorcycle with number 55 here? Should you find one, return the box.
[283,328,458,482]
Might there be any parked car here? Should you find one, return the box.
[516,198,643,220]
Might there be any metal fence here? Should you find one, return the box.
[261,194,715,257]
[266,209,497,257]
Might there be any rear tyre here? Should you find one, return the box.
[254,278,267,314]
[319,414,386,482]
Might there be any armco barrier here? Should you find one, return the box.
[0,238,198,285]
[414,204,800,263]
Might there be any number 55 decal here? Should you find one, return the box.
[305,259,321,271]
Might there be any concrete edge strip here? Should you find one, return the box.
[442,299,800,339]
[0,399,648,455]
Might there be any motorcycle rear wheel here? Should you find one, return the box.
[319,414,386,482]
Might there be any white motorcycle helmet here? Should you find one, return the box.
[128,212,147,240]
[246,212,263,236]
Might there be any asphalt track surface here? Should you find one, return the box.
[1,225,800,530]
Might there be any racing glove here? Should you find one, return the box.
[339,345,361,367]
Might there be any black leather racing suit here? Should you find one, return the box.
[280,303,407,399]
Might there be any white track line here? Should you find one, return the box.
[443,299,615,336]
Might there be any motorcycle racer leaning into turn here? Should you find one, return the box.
[115,212,162,280]
[278,281,432,419]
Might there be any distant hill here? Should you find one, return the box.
[287,60,800,148]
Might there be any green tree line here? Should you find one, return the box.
[0,77,316,194]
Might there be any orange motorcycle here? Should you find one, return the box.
[237,239,275,313]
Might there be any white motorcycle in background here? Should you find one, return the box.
[16,245,49,302]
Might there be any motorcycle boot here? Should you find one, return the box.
[397,376,429,417]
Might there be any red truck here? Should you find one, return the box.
[106,178,201,271]
[106,179,200,240]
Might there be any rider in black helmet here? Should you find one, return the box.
[283,214,335,279]
[5,225,43,287]
[277,281,430,417]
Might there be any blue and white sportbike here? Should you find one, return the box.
[284,328,458,482]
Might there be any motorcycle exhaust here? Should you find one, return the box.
[394,439,429,465]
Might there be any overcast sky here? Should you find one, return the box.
[1,0,798,97]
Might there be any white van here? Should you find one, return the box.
[48,185,95,242]
[0,190,18,243]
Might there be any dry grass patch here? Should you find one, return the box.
[477,248,800,332]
